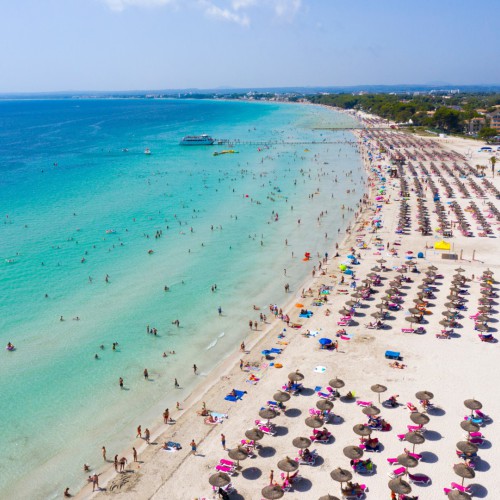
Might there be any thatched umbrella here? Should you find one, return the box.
[460,420,480,433]
[367,272,378,278]
[397,453,418,468]
[371,384,387,403]
[444,302,458,309]
[405,431,426,452]
[245,428,265,441]
[442,310,457,318]
[371,266,382,272]
[446,491,472,500]
[410,412,430,425]
[292,437,312,449]
[305,416,324,428]
[388,477,412,495]
[330,467,353,490]
[338,308,352,316]
[345,300,358,307]
[288,371,304,382]
[317,399,334,411]
[456,441,479,454]
[475,315,490,323]
[409,307,422,315]
[259,409,278,421]
[278,456,299,475]
[318,495,340,500]
[413,298,426,304]
[377,258,387,264]
[329,378,345,389]
[262,485,285,500]
[427,265,438,270]
[464,399,482,411]
[453,463,475,486]
[353,424,372,436]
[227,446,249,467]
[476,323,490,332]
[405,316,419,323]
[209,472,231,488]
[351,292,364,298]
[439,319,453,327]
[273,391,291,403]
[343,445,364,460]
[415,390,434,401]
[455,267,465,273]
[362,405,381,416]
[376,303,389,310]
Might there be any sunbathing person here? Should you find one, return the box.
[315,427,330,441]
[387,394,399,407]
[389,361,407,369]
[302,448,313,461]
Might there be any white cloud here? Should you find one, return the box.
[101,0,301,24]
[103,0,176,12]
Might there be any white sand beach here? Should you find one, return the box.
[75,109,500,500]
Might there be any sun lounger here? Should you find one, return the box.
[318,391,335,400]
[408,473,431,485]
[474,409,491,422]
[388,467,406,479]
[406,402,418,412]
[451,482,472,493]
[356,400,372,407]
[401,328,414,333]
[465,431,484,439]
[407,424,426,432]
[386,457,398,465]
[215,464,236,475]
[219,459,236,469]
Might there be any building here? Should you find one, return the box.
[467,117,486,135]
[489,110,500,132]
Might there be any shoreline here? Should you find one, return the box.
[73,103,368,499]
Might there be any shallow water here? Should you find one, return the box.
[0,98,363,498]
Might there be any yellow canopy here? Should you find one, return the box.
[434,240,451,250]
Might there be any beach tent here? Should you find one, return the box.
[434,240,451,251]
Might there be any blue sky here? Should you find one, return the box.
[0,0,498,92]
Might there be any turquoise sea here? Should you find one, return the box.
[0,99,363,498]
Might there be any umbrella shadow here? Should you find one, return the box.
[292,478,313,492]
[229,494,245,500]
[300,387,316,397]
[274,426,288,437]
[311,455,325,466]
[241,467,262,480]
[469,484,488,498]
[258,446,276,458]
[284,408,302,418]
[340,396,357,403]
[427,407,445,416]
[420,451,438,463]
[474,458,491,472]
[423,430,442,441]
[477,439,492,449]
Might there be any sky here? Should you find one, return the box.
[0,0,498,92]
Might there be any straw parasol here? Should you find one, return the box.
[427,265,438,270]
[317,399,334,411]
[475,323,490,332]
[442,311,456,318]
[439,319,453,327]
[305,416,324,428]
[371,384,387,403]
[388,477,412,495]
[475,315,490,322]
[371,266,381,272]
[330,467,353,488]
[405,316,419,323]
[460,420,480,433]
[404,431,425,452]
[415,390,434,401]
[343,445,364,460]
[410,412,430,425]
[227,446,249,467]
[453,463,475,485]
[455,267,465,273]
[318,496,340,500]
[292,437,312,449]
[376,303,389,310]
[397,453,418,468]
[413,298,426,304]
[362,405,381,416]
[371,311,385,319]
[245,428,264,441]
[377,258,387,264]
[288,371,304,382]
[273,391,291,403]
[408,307,422,315]
[456,441,479,454]
[259,409,278,421]
[338,308,351,316]
[262,485,285,500]
[351,292,364,298]
[353,424,372,436]
[329,378,345,389]
[209,472,231,488]
[464,399,482,411]
[277,456,299,473]
[446,491,472,500]
[345,300,358,307]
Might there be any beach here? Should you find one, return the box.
[72,107,500,500]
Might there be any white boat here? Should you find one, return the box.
[144,148,151,155]
[180,134,214,146]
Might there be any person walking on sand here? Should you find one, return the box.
[269,469,274,485]
[144,428,150,444]
[92,474,99,492]
[193,364,197,374]
[221,433,226,450]
[136,425,142,438]
[102,446,106,461]
[119,456,128,472]
[114,455,118,472]
[190,439,197,455]
[174,378,179,388]
[163,408,170,423]
[133,447,138,462]
[239,359,243,370]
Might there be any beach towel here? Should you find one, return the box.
[314,366,326,373]
[314,386,322,392]
[308,330,319,337]
[269,348,282,354]
[224,390,246,402]
[299,311,313,318]
[210,412,228,420]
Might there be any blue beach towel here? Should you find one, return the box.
[224,389,246,402]
[299,311,313,318]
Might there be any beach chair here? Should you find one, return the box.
[464,431,484,439]
[408,473,431,485]
[451,482,472,494]
[219,459,236,469]
[356,400,372,407]
[406,402,418,412]
[388,467,406,479]
[401,328,414,334]
[386,457,398,465]
[474,409,491,422]
[215,464,236,475]
[318,391,335,401]
[464,415,484,426]
[407,424,426,433]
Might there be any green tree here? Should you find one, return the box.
[478,127,498,142]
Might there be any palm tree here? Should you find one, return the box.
[490,156,497,177]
